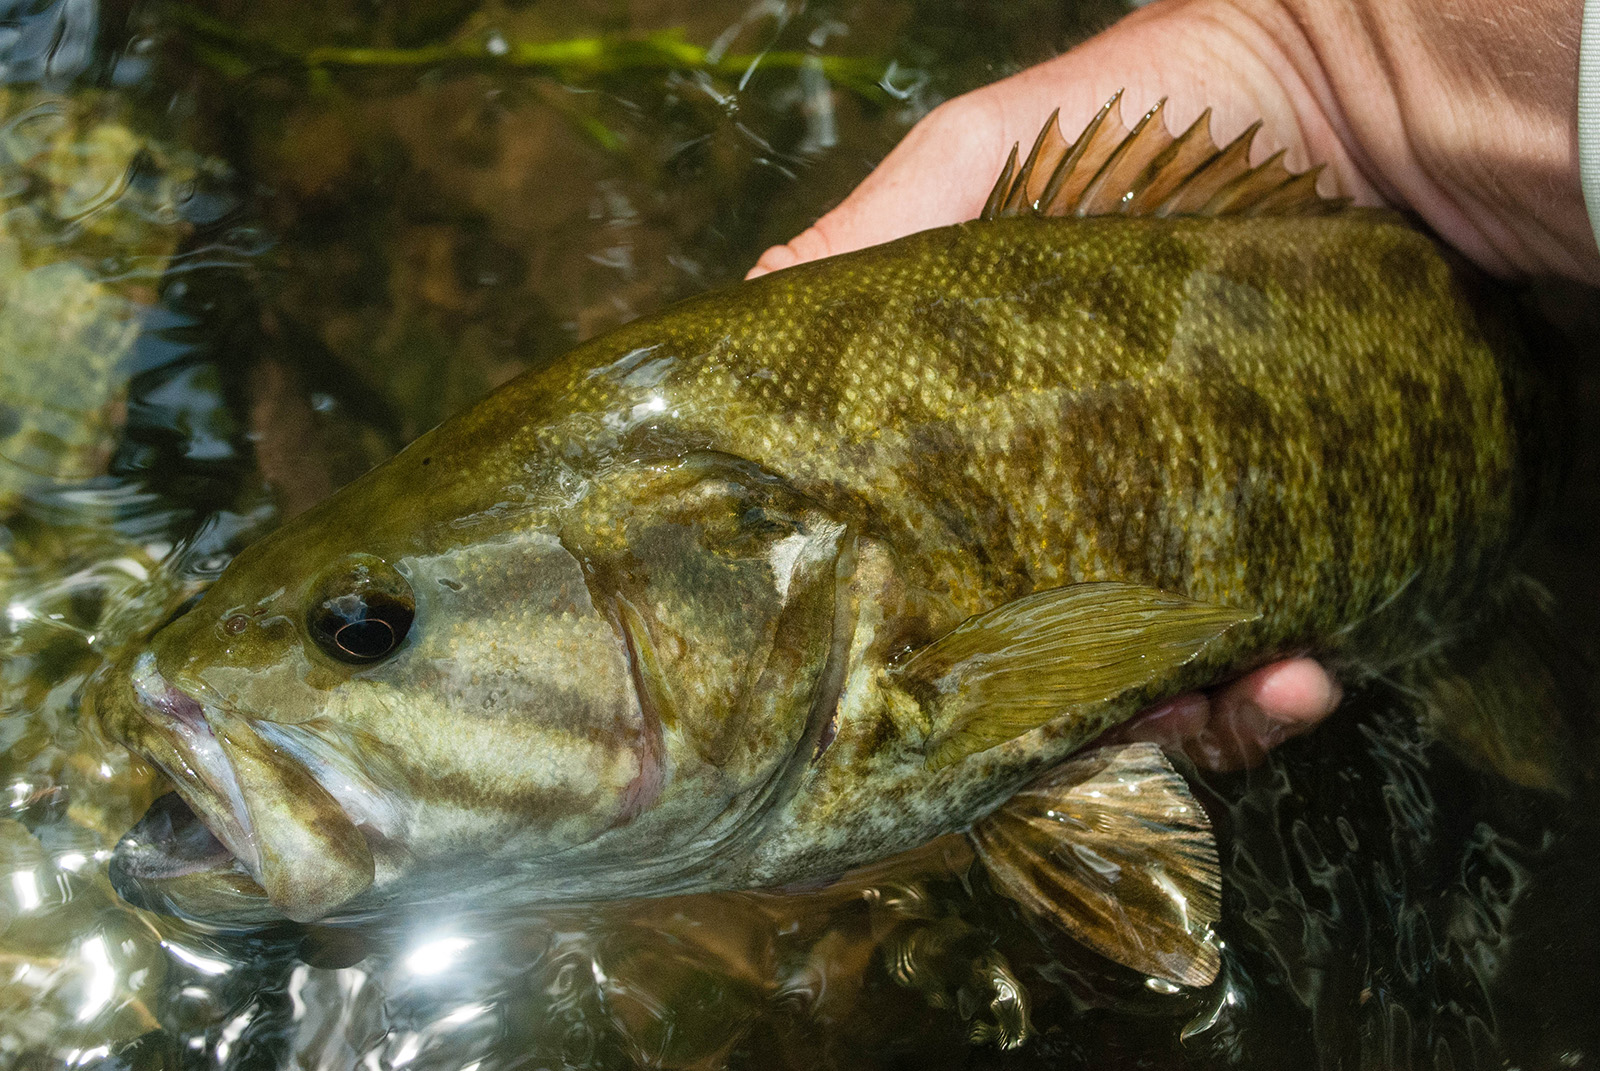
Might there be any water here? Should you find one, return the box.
[2,0,1598,1067]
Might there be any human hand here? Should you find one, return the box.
[1103,658,1341,773]
[753,0,1593,282]
[748,0,1594,770]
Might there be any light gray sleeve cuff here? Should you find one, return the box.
[1581,0,1600,248]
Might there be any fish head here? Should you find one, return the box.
[90,435,854,925]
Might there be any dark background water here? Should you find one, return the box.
[2,0,1599,1068]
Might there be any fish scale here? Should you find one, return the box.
[482,211,1527,889]
[561,215,1520,627]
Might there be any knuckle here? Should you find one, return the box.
[789,226,836,263]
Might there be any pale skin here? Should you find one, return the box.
[750,0,1597,770]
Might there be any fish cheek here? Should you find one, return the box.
[344,650,643,848]
[334,535,648,841]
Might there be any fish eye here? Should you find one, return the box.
[306,556,415,665]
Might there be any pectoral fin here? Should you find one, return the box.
[211,710,375,923]
[971,742,1222,987]
[897,582,1255,768]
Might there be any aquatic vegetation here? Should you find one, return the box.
[166,7,903,105]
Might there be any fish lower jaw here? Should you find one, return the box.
[120,653,391,922]
[128,652,262,876]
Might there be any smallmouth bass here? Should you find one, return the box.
[87,97,1542,988]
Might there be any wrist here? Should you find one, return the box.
[1240,0,1596,281]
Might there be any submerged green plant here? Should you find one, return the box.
[166,7,904,103]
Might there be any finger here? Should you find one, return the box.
[1113,692,1211,750]
[748,0,1367,280]
[748,224,839,278]
[1228,657,1343,728]
[1186,659,1342,772]
[748,94,1008,279]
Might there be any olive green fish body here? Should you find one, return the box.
[91,197,1531,921]
[487,211,1527,887]
[570,213,1521,646]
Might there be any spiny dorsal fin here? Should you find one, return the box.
[895,582,1257,769]
[971,742,1222,987]
[980,93,1345,221]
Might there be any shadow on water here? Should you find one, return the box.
[2,0,1599,1068]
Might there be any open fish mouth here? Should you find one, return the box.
[103,652,382,922]
[100,656,265,915]
[108,653,264,887]
[112,790,238,882]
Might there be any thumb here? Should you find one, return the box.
[745,0,1351,280]
[747,94,1011,278]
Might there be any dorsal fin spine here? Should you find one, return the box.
[981,143,1019,220]
[1003,108,1059,216]
[1154,119,1260,215]
[1249,166,1344,216]
[1112,100,1179,214]
[1202,147,1290,215]
[1032,94,1117,217]
[1032,137,1079,217]
[1127,108,1212,216]
[1072,99,1164,217]
[979,93,1340,223]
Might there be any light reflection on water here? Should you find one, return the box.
[2,0,1599,1067]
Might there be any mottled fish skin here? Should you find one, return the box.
[90,210,1536,919]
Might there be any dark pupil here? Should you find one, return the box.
[313,591,414,663]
